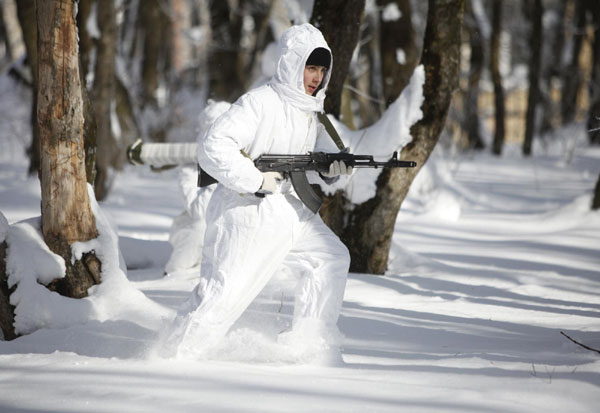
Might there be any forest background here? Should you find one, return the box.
[0,0,599,338]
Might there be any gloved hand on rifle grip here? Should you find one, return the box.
[322,160,353,177]
[257,171,282,195]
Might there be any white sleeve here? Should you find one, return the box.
[197,93,264,194]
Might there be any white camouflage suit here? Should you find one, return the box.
[168,24,350,357]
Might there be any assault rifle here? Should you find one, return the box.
[126,140,417,214]
[199,151,417,213]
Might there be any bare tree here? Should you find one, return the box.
[464,0,485,149]
[593,173,600,210]
[561,0,586,125]
[587,0,600,144]
[311,0,366,118]
[37,0,101,298]
[345,0,465,274]
[523,0,543,156]
[92,0,118,201]
[15,0,39,176]
[378,0,419,108]
[208,0,246,102]
[490,0,505,155]
[0,222,16,340]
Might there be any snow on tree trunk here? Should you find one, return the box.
[345,0,465,274]
[523,0,543,156]
[490,0,505,155]
[37,0,101,298]
[310,0,366,119]
[378,0,419,108]
[0,236,16,340]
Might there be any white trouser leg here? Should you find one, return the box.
[284,211,350,330]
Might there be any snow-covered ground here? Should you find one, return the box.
[1,66,600,410]
[1,129,599,412]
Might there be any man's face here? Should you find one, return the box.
[303,65,327,95]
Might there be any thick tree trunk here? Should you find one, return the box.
[37,0,101,299]
[345,0,465,274]
[523,0,543,156]
[378,0,419,108]
[490,0,505,155]
[92,0,118,201]
[15,0,40,176]
[587,0,600,144]
[310,0,366,119]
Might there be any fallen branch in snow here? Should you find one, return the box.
[560,331,600,355]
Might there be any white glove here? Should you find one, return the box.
[257,171,282,194]
[322,160,353,177]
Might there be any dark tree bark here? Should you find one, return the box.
[0,237,16,341]
[561,0,587,124]
[344,0,465,274]
[208,0,246,102]
[592,173,600,210]
[76,0,95,83]
[92,0,118,201]
[310,0,366,118]
[539,0,567,134]
[37,0,101,299]
[490,0,505,155]
[464,0,485,149]
[586,0,600,144]
[523,0,543,156]
[378,0,419,108]
[15,0,40,176]
[140,0,166,107]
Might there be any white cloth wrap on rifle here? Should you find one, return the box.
[140,143,199,166]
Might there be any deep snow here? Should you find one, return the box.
[1,127,599,411]
[0,61,599,411]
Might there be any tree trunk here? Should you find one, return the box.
[490,0,505,155]
[15,0,40,176]
[561,0,586,124]
[586,0,600,144]
[378,0,419,108]
[140,0,165,107]
[464,0,485,149]
[76,0,95,83]
[208,0,246,102]
[37,0,101,299]
[345,0,465,274]
[592,173,600,210]
[1,0,25,62]
[523,0,543,156]
[0,237,17,341]
[310,0,366,119]
[92,0,118,201]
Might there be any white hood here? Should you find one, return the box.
[270,23,332,112]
